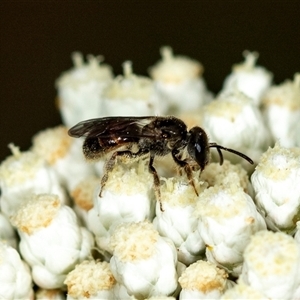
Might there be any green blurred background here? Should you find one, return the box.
[1,1,299,161]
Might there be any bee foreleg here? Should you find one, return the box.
[171,150,199,197]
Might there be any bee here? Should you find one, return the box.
[68,116,253,210]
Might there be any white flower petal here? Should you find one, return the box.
[251,143,300,231]
[56,52,113,126]
[241,230,300,299]
[196,184,266,276]
[110,221,178,299]
[222,51,272,106]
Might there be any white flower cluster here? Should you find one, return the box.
[0,48,299,299]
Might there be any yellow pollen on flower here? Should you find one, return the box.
[64,260,116,298]
[262,73,300,110]
[256,143,300,180]
[32,126,72,165]
[35,289,64,299]
[196,184,248,219]
[160,176,206,206]
[110,221,159,262]
[105,161,152,195]
[244,231,299,277]
[0,148,44,187]
[179,260,228,292]
[11,194,61,234]
[71,176,98,211]
[200,160,249,192]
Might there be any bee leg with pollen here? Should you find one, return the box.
[99,149,147,197]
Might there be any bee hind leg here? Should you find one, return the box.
[99,149,147,197]
[148,153,164,211]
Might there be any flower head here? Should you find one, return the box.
[179,260,233,299]
[31,126,95,191]
[0,241,34,300]
[56,52,113,126]
[196,183,266,276]
[251,143,300,231]
[222,51,272,106]
[87,161,155,254]
[202,90,272,170]
[149,46,211,113]
[64,260,117,299]
[0,144,67,217]
[240,230,300,299]
[11,193,94,289]
[262,73,300,147]
[153,176,206,265]
[102,61,164,116]
[109,221,178,299]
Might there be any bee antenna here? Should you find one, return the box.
[209,143,254,165]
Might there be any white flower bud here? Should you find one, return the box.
[153,176,206,265]
[0,241,34,300]
[149,46,212,114]
[179,260,234,299]
[87,161,155,254]
[240,230,300,299]
[11,194,94,289]
[56,52,113,127]
[222,51,272,106]
[251,143,300,231]
[31,125,95,191]
[64,260,126,300]
[262,73,300,147]
[0,144,67,217]
[202,90,272,171]
[196,184,266,276]
[102,61,164,116]
[109,221,179,299]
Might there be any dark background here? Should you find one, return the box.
[1,1,300,161]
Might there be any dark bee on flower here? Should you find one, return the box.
[69,116,253,210]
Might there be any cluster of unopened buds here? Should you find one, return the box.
[0,47,300,299]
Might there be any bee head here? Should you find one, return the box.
[187,127,210,171]
[187,127,254,170]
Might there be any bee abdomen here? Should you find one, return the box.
[83,137,107,160]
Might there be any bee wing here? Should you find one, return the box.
[68,116,157,138]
